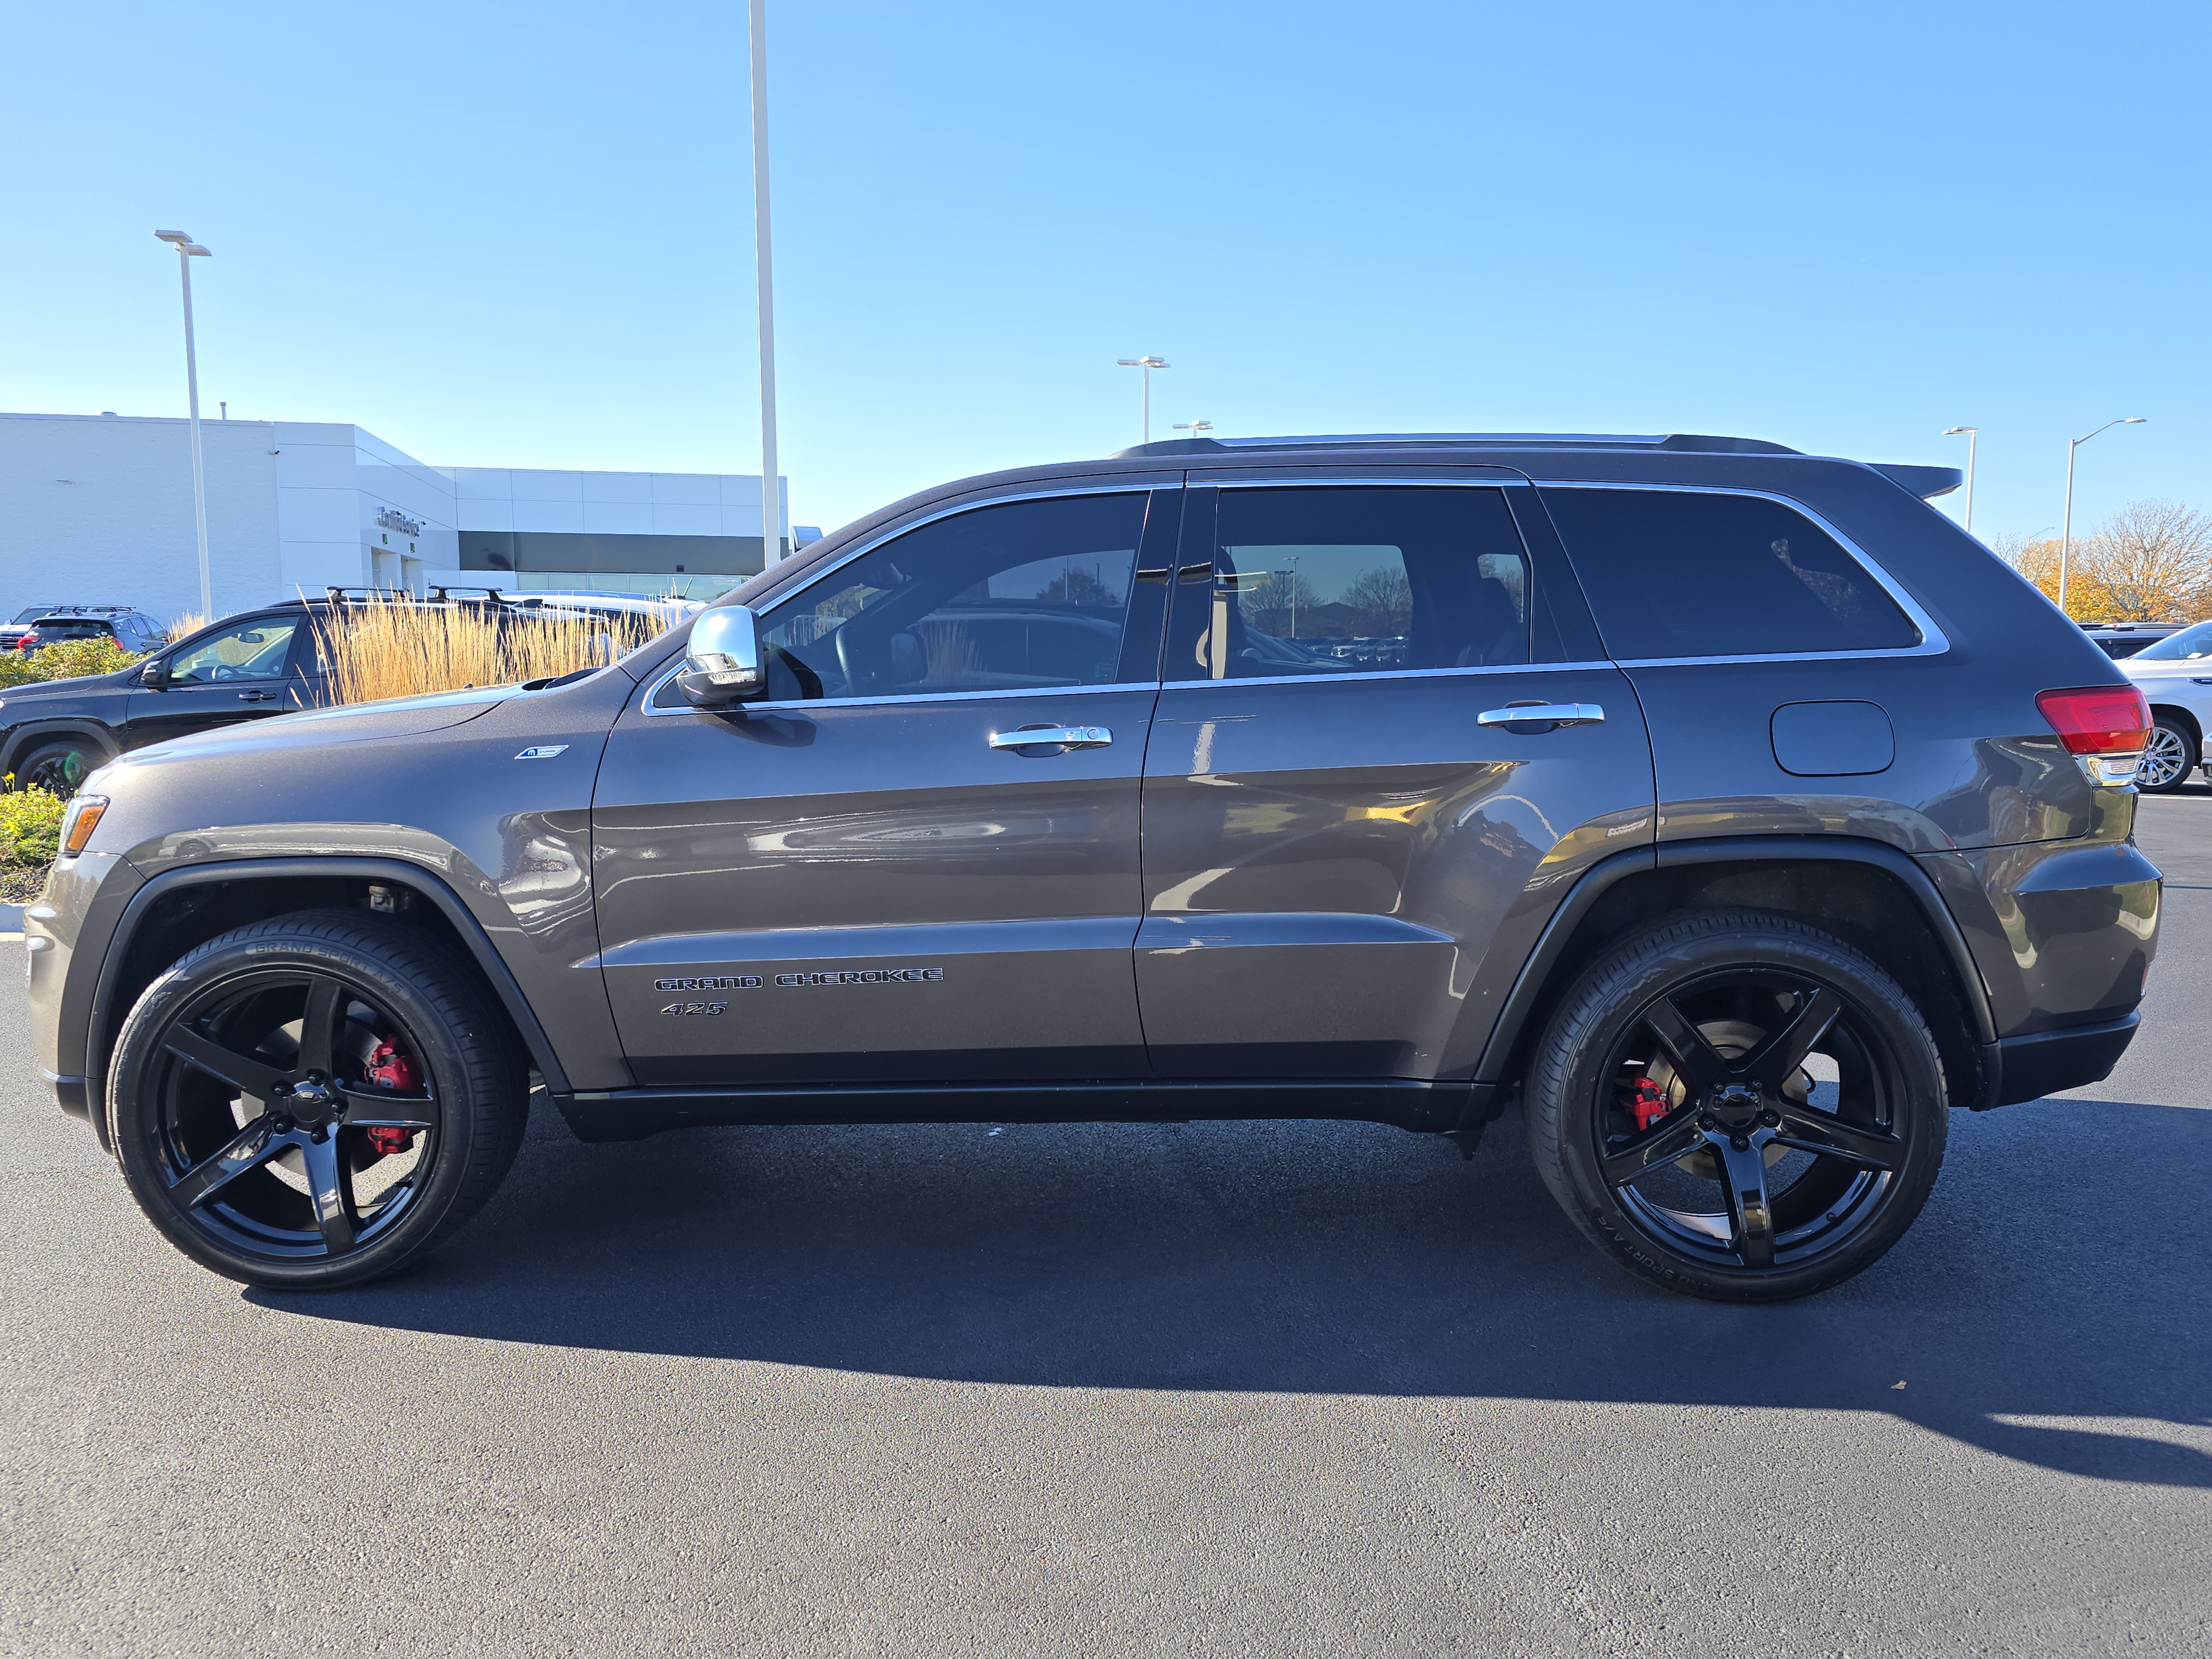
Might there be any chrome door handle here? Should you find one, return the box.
[1477,702,1604,729]
[988,724,1113,751]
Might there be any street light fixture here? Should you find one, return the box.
[1172,419,1213,442]
[2059,417,2147,613]
[155,229,214,615]
[1941,426,1979,534]
[1115,356,1169,444]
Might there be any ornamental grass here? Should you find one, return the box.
[315,596,663,707]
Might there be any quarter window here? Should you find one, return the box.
[742,493,1152,701]
[1542,488,1920,659]
[1175,487,1530,681]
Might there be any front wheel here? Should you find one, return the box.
[107,911,529,1289]
[2135,715,2197,793]
[1525,912,1948,1302]
[15,738,105,799]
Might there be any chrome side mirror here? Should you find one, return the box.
[676,604,765,707]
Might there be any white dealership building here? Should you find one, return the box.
[0,410,806,625]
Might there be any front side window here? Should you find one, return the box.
[742,492,1151,701]
[1543,488,1920,660]
[1175,487,1530,682]
[165,616,302,684]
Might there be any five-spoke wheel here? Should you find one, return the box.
[107,911,526,1288]
[2135,716,2196,794]
[1526,912,1947,1301]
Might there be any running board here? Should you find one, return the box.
[550,1078,1494,1142]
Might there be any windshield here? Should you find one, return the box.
[11,607,49,624]
[2131,620,2212,662]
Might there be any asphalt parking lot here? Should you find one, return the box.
[3,799,2209,1658]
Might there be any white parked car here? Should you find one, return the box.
[2120,620,2212,791]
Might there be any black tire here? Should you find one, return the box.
[1524,911,1948,1302]
[106,910,528,1290]
[2136,714,2197,794]
[15,738,106,799]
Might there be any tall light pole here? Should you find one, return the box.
[1941,426,1978,534]
[747,0,782,565]
[1172,419,1213,442]
[155,230,214,615]
[1116,356,1168,444]
[2059,416,2146,614]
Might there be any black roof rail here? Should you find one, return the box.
[429,586,513,606]
[322,586,418,604]
[1111,431,1805,460]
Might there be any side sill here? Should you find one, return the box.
[551,1078,1493,1142]
[1979,1010,2140,1109]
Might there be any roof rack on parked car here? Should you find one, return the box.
[427,586,515,606]
[322,586,423,604]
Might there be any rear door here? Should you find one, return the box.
[1136,477,1653,1079]
[592,485,1181,1086]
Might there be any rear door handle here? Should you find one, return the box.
[988,725,1113,751]
[238,690,279,703]
[1477,702,1604,729]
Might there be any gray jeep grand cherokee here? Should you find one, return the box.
[25,433,2162,1301]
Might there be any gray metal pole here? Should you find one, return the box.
[748,0,781,566]
[2059,438,2078,614]
[1963,430,1976,534]
[178,246,212,615]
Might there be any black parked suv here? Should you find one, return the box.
[0,589,640,796]
[25,434,2161,1301]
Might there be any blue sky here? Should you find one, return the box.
[5,1,2205,542]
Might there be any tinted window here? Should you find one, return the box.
[737,493,1151,701]
[30,620,112,640]
[1173,487,1528,682]
[166,616,301,683]
[1543,488,1919,659]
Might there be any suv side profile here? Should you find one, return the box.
[26,434,2161,1301]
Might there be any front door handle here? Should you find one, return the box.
[237,690,279,703]
[988,724,1113,752]
[1477,702,1604,729]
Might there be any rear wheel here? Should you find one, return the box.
[2135,715,2196,793]
[1525,912,1948,1301]
[15,738,105,799]
[107,911,528,1289]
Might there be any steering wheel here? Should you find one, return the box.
[833,625,867,698]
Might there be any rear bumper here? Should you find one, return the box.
[1980,1010,2140,1108]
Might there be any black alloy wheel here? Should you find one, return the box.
[16,739,102,800]
[2135,716,2195,793]
[1526,912,1947,1301]
[107,912,528,1288]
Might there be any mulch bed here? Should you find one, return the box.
[1,866,49,905]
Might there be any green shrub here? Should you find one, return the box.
[0,655,40,690]
[28,638,140,681]
[0,781,65,869]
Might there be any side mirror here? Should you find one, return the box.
[675,605,765,708]
[138,659,168,688]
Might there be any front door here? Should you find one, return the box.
[122,611,315,752]
[1137,479,1655,1079]
[592,486,1180,1086]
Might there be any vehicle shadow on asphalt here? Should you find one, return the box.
[254,1095,2212,1489]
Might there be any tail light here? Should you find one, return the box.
[17,632,36,650]
[2037,686,2152,785]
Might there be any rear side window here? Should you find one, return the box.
[1543,488,1920,660]
[1172,486,1530,682]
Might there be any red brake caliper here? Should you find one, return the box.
[363,1039,421,1157]
[1626,1076,1671,1132]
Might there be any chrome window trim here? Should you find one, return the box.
[1160,659,1614,693]
[1529,479,1951,665]
[642,665,1159,717]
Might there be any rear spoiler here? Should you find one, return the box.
[1871,463,1964,501]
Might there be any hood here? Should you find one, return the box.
[103,683,514,779]
[0,665,137,703]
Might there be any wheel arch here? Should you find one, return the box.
[1,719,119,779]
[1474,836,1999,1113]
[86,857,571,1150]
[2145,700,2203,753]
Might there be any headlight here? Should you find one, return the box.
[60,795,109,857]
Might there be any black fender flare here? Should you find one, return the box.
[1,719,119,779]
[87,855,574,1106]
[1470,833,2000,1103]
